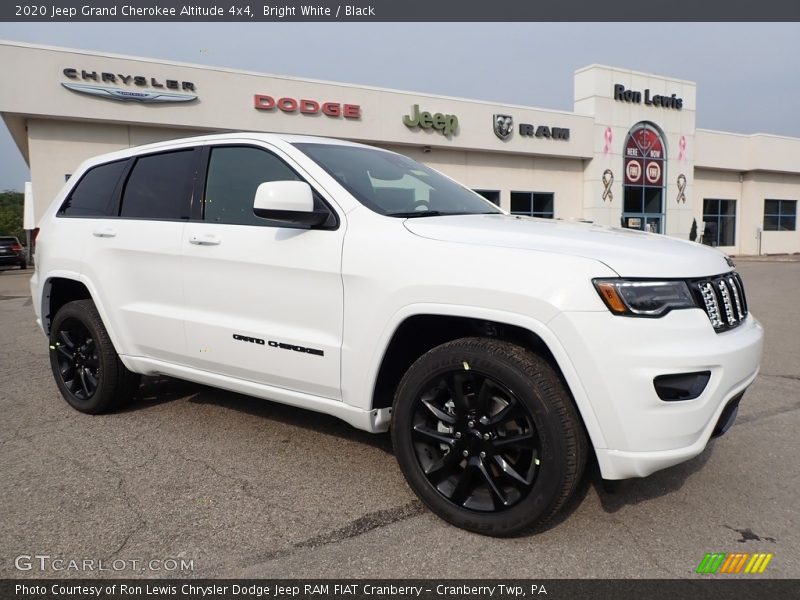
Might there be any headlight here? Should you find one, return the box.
[593,279,696,317]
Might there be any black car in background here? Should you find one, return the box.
[0,237,27,269]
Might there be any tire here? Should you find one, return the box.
[392,337,587,536]
[49,299,140,414]
[19,261,27,270]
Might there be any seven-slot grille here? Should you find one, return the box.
[692,272,748,332]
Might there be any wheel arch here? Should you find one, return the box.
[367,305,608,451]
[42,275,92,335]
[41,274,127,359]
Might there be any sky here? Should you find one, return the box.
[1,22,799,191]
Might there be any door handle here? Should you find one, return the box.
[189,233,221,246]
[92,227,116,238]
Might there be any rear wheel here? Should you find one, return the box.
[49,299,140,414]
[392,337,587,536]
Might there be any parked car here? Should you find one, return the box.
[31,133,763,536]
[0,236,27,269]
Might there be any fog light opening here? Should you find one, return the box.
[653,371,711,401]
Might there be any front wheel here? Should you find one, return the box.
[49,299,140,414]
[392,337,587,536]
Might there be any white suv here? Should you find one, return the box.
[31,133,763,536]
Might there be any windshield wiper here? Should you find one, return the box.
[387,210,443,218]
[387,210,501,218]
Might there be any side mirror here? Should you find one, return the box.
[253,181,329,229]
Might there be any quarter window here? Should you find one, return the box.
[510,192,554,218]
[764,199,797,231]
[58,159,127,217]
[702,199,736,247]
[120,150,195,220]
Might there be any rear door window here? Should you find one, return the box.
[120,149,196,220]
[58,159,128,217]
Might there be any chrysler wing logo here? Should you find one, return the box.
[494,114,513,140]
[62,82,198,103]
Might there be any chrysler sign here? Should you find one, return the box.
[62,68,197,103]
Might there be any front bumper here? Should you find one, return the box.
[550,308,763,479]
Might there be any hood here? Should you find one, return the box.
[404,214,732,278]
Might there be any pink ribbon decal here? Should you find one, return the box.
[678,136,686,161]
[603,127,613,156]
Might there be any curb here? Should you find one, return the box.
[732,255,800,263]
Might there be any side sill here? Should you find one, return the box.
[121,355,387,433]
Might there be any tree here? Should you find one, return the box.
[689,218,698,242]
[0,190,25,241]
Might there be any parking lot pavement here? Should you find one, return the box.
[0,266,32,297]
[0,262,797,579]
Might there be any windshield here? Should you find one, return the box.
[294,143,502,217]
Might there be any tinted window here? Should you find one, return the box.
[703,198,736,246]
[120,150,195,220]
[764,199,797,231]
[59,160,127,217]
[510,192,554,218]
[473,190,500,206]
[204,147,300,225]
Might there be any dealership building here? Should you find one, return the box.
[1,40,798,255]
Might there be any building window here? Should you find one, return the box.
[473,190,500,206]
[702,199,736,247]
[764,199,797,231]
[510,192,554,218]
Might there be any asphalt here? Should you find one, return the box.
[0,261,797,579]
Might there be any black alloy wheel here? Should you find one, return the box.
[53,317,100,402]
[411,370,540,512]
[392,337,587,536]
[49,299,140,414]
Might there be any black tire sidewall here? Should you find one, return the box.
[393,340,575,536]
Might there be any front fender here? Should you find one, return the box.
[352,302,608,451]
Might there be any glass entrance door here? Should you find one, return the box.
[622,123,666,233]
